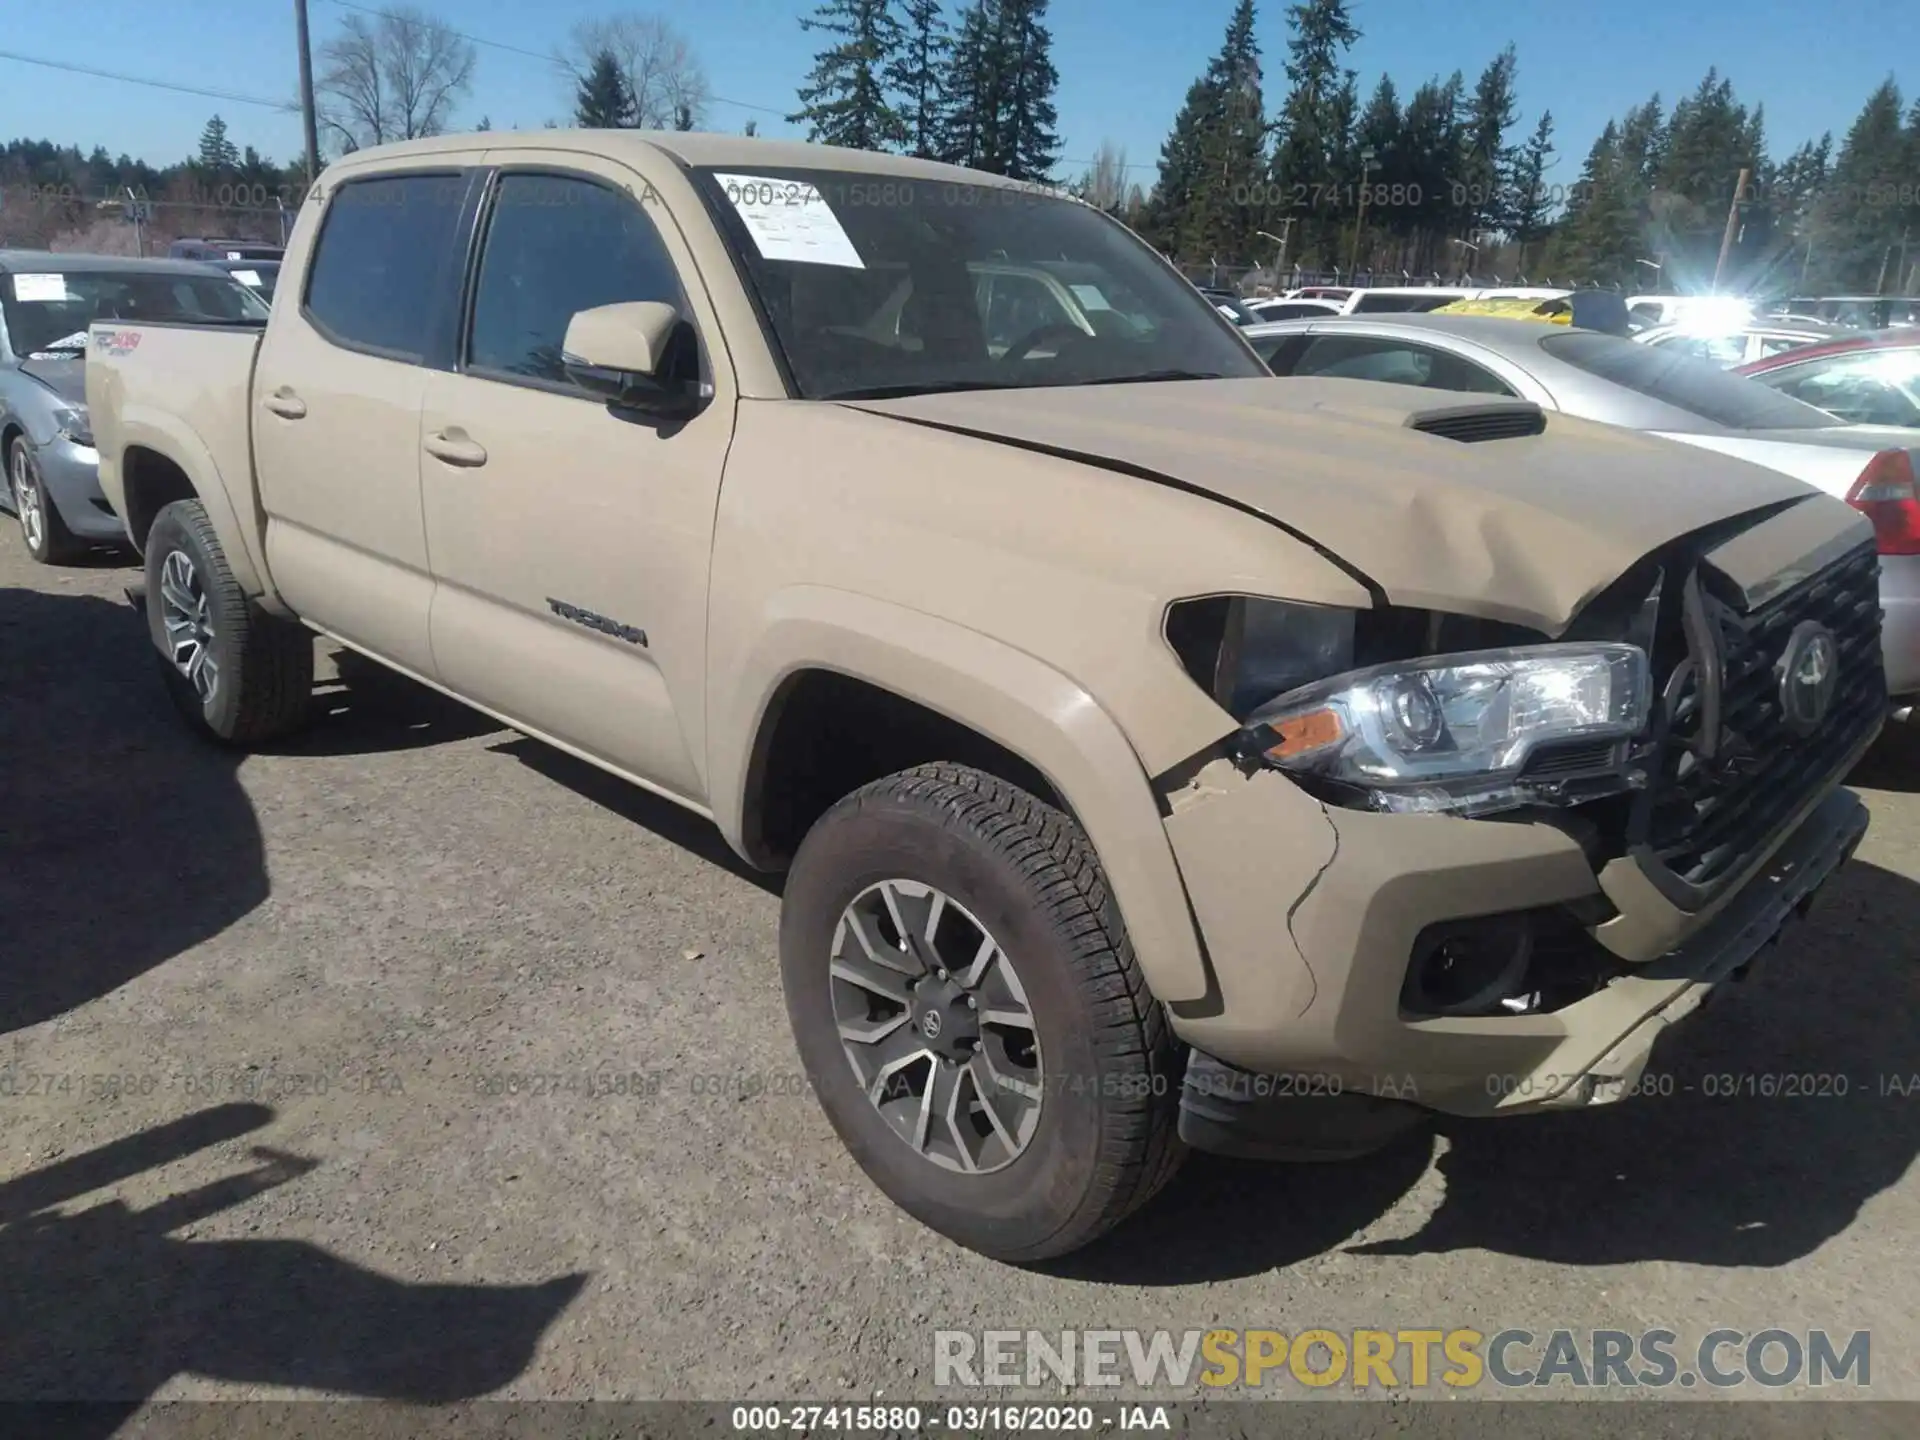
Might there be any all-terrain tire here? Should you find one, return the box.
[780,762,1186,1262]
[145,498,314,745]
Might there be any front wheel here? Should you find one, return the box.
[780,763,1185,1261]
[9,436,80,564]
[145,499,314,745]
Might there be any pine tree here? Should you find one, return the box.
[1549,121,1642,285]
[1507,111,1556,267]
[789,0,908,151]
[1267,0,1361,268]
[1146,0,1266,263]
[937,0,1059,180]
[574,48,636,129]
[1817,79,1909,289]
[1773,134,1830,288]
[936,1,998,169]
[890,0,950,160]
[197,114,240,173]
[992,0,1061,180]
[1459,45,1518,236]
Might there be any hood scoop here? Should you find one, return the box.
[1407,401,1547,443]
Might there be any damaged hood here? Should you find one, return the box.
[16,354,87,408]
[842,377,1834,633]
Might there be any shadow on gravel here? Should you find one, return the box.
[1847,718,1920,794]
[1059,857,1920,1284]
[255,647,504,757]
[494,736,782,895]
[0,587,267,1035]
[0,1102,587,1424]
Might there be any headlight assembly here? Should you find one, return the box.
[56,407,94,449]
[1238,643,1651,817]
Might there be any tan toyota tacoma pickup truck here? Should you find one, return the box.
[87,132,1883,1261]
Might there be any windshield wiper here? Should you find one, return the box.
[1074,370,1225,385]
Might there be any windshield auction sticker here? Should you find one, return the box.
[712,173,865,269]
[12,273,70,302]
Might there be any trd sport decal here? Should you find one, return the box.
[94,329,142,356]
[547,598,647,647]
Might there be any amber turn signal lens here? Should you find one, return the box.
[1264,707,1345,759]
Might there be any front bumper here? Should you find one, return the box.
[1163,762,1870,1120]
[1881,552,1920,700]
[32,435,121,541]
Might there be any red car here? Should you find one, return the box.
[1735,330,1920,430]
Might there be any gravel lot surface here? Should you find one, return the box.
[5,537,1920,1418]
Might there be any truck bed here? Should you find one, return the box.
[86,319,265,567]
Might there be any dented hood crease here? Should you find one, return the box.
[842,377,1829,634]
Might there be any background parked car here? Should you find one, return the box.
[1768,296,1920,330]
[1635,318,1845,368]
[1736,331,1920,429]
[166,238,285,263]
[1253,312,1920,703]
[1337,286,1480,314]
[213,258,281,303]
[1244,297,1342,322]
[0,251,268,563]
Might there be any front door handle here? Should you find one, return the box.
[264,389,306,419]
[424,429,488,468]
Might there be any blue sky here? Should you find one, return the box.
[0,0,1912,188]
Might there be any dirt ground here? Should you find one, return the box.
[5,537,1920,1415]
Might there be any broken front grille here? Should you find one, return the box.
[1637,539,1883,897]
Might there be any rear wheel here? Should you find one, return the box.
[145,499,314,745]
[10,437,80,564]
[780,763,1185,1261]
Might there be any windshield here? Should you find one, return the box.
[693,167,1266,399]
[225,261,281,300]
[3,269,269,356]
[1538,329,1840,431]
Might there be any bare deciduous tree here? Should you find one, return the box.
[560,14,709,131]
[317,6,478,151]
[1077,140,1130,212]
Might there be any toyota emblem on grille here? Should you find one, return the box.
[1777,620,1840,737]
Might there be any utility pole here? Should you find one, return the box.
[1347,147,1376,278]
[1257,222,1294,291]
[1711,166,1751,293]
[295,0,322,193]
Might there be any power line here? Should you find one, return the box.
[0,46,298,112]
[0,15,1153,176]
[320,0,789,117]
[318,0,1146,165]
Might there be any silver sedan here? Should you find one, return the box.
[1246,312,1920,704]
[0,251,268,564]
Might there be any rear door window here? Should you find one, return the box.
[1539,329,1838,430]
[303,173,468,360]
[1758,349,1920,428]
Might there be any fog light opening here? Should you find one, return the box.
[1402,914,1538,1018]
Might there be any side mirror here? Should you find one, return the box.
[562,301,706,419]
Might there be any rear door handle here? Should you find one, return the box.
[424,429,488,468]
[264,389,306,419]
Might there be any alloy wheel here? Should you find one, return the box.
[830,878,1043,1174]
[159,548,220,703]
[12,447,44,554]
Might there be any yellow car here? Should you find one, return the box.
[1432,292,1631,334]
[1431,295,1574,322]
